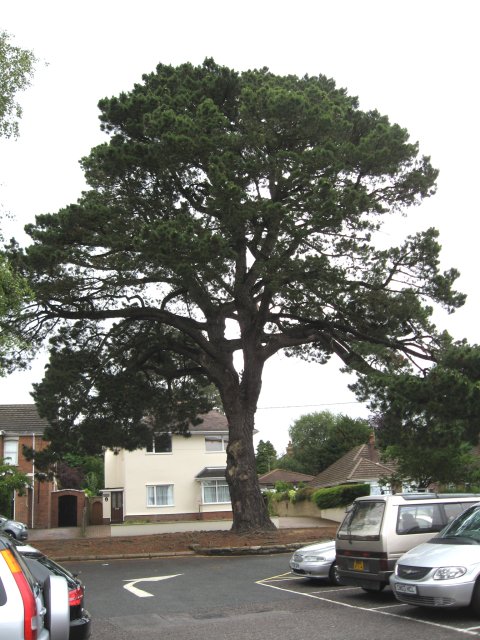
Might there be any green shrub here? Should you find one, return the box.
[262,491,278,516]
[292,486,315,504]
[271,490,291,502]
[312,483,370,509]
[274,481,294,493]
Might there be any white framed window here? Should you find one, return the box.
[146,484,174,507]
[3,439,19,466]
[205,435,228,452]
[369,482,391,496]
[146,433,172,454]
[202,479,230,504]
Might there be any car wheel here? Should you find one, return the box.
[329,561,341,586]
[470,579,480,616]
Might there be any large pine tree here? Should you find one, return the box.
[10,60,464,532]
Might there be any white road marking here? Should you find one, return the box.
[257,577,480,636]
[123,574,183,598]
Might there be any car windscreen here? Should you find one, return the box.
[337,501,385,540]
[430,505,480,544]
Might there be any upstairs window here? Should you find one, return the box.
[3,439,19,465]
[205,435,228,452]
[146,433,172,453]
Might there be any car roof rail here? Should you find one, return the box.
[399,492,480,500]
[434,493,480,498]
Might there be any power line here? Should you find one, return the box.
[257,401,363,410]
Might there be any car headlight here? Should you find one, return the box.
[433,566,467,580]
[303,555,327,562]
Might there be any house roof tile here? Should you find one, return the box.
[0,405,228,438]
[0,404,48,436]
[258,469,314,485]
[188,411,229,433]
[309,443,396,489]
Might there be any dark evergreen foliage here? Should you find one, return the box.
[7,60,463,531]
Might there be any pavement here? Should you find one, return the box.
[27,516,337,541]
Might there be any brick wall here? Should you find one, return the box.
[0,433,54,528]
[123,510,233,524]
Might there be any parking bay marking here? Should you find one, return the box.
[257,577,480,637]
[123,574,183,598]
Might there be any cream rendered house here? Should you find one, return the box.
[102,411,232,524]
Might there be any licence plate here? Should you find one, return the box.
[395,583,417,595]
[353,560,365,571]
[291,562,300,570]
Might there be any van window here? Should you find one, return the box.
[397,503,461,534]
[431,504,480,541]
[337,500,385,540]
[397,505,437,534]
[459,500,480,511]
[446,502,467,523]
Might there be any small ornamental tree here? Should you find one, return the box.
[0,30,36,371]
[9,60,464,532]
[0,459,30,514]
[0,30,37,139]
[255,440,278,474]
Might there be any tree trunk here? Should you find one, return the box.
[225,409,276,533]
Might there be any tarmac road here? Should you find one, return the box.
[63,553,480,640]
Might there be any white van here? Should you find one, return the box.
[335,493,480,591]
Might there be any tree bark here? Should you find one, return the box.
[224,407,276,533]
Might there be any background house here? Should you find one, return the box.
[308,435,397,495]
[0,404,53,528]
[0,404,88,529]
[258,469,314,492]
[102,410,232,524]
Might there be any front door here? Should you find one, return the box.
[58,495,77,527]
[110,491,124,524]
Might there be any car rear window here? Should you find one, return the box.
[337,501,385,540]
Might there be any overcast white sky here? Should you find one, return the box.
[1,0,479,454]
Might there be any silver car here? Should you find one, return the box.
[0,532,70,639]
[289,540,341,585]
[0,514,28,541]
[390,502,480,614]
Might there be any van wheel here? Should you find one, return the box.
[329,562,341,586]
[470,579,480,616]
[361,585,385,592]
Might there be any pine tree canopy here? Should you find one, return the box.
[6,59,465,531]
